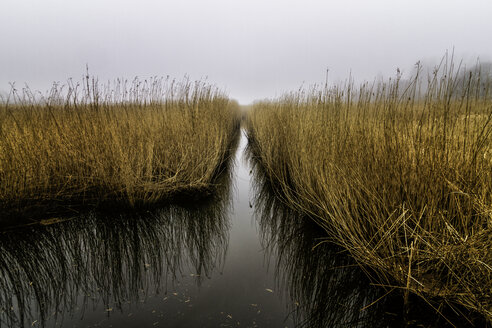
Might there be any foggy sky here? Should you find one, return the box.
[1,0,491,104]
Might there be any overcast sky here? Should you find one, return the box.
[1,0,491,104]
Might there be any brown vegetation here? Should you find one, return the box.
[247,60,492,321]
[0,76,240,219]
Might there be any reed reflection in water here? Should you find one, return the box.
[0,170,232,328]
[250,164,389,327]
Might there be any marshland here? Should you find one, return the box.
[247,60,492,325]
[0,76,240,225]
[0,58,491,327]
[3,0,492,325]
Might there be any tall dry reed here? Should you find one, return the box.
[247,59,492,321]
[0,76,240,218]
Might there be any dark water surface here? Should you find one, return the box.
[0,131,487,328]
[0,132,292,328]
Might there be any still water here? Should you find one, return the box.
[0,132,484,328]
[0,132,293,328]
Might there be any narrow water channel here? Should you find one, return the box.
[0,131,294,328]
[0,131,485,328]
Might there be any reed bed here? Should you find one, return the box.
[249,156,485,327]
[247,60,492,321]
[0,76,240,220]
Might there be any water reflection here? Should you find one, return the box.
[0,169,232,328]
[250,165,392,327]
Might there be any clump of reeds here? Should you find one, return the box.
[0,142,235,327]
[0,75,240,219]
[250,155,486,327]
[247,58,492,321]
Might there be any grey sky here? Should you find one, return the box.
[1,0,491,104]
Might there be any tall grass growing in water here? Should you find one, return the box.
[0,76,240,218]
[247,60,491,320]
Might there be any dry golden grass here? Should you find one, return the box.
[0,77,240,216]
[247,61,492,321]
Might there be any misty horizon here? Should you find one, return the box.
[1,0,492,104]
